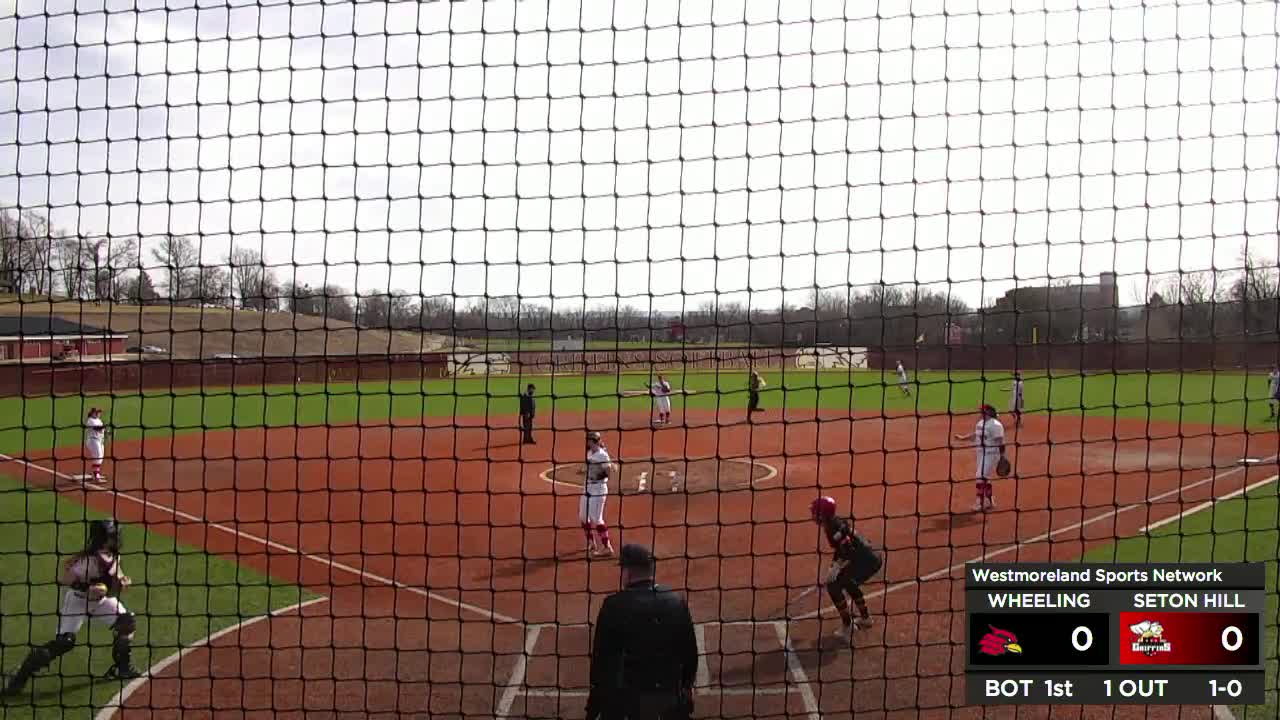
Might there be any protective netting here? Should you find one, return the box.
[2,0,1279,718]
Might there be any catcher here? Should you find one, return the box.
[953,403,1010,512]
[810,496,882,642]
[2,519,141,696]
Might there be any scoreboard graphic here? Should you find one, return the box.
[965,562,1265,705]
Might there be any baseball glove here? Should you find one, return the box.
[996,456,1012,478]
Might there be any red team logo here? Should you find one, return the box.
[977,626,1023,657]
[1129,620,1172,656]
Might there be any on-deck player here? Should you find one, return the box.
[582,431,616,558]
[953,404,1008,512]
[651,375,674,425]
[1007,371,1025,428]
[895,360,911,396]
[1268,367,1280,419]
[84,407,107,482]
[2,519,140,696]
[810,497,881,641]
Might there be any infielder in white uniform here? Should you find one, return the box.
[651,375,674,425]
[1007,372,1025,428]
[895,361,911,397]
[2,519,140,696]
[582,431,615,558]
[953,404,1007,512]
[84,407,107,482]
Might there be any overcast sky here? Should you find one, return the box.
[3,0,1279,312]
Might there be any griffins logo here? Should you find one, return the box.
[1129,620,1172,656]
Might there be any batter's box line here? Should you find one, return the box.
[497,621,820,720]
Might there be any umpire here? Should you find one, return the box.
[586,544,698,720]
[519,383,536,444]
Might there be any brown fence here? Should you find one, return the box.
[867,342,1280,372]
[0,354,451,397]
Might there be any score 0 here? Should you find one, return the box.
[1072,625,1093,652]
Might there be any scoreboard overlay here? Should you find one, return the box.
[965,563,1265,705]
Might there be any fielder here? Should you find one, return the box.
[2,520,141,696]
[1007,372,1025,428]
[748,370,766,415]
[85,407,107,482]
[953,404,1008,512]
[651,375,673,425]
[895,361,911,397]
[582,431,615,558]
[810,496,881,641]
[1268,367,1280,419]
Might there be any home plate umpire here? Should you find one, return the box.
[585,544,699,720]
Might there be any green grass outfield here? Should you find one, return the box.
[0,476,316,718]
[1083,478,1280,719]
[0,367,1276,716]
[1,369,1277,454]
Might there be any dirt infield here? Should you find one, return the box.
[543,455,778,495]
[14,408,1278,719]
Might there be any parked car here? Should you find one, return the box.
[126,345,167,354]
[210,353,240,359]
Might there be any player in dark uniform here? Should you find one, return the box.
[586,544,698,720]
[519,383,537,444]
[810,496,882,641]
[3,519,140,697]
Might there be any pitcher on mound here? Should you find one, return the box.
[582,431,615,558]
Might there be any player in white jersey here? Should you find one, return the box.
[2,520,140,696]
[1268,367,1280,419]
[953,404,1007,512]
[582,431,615,558]
[895,361,911,397]
[651,375,674,425]
[1007,372,1025,428]
[84,407,107,482]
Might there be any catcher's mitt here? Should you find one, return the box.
[996,456,1012,478]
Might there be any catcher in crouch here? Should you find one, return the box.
[810,497,882,641]
[953,403,1010,512]
[3,519,140,696]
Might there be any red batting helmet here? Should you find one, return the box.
[980,403,998,417]
[810,496,837,521]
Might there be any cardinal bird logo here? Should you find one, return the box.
[977,626,1023,657]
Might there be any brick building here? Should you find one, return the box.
[0,317,128,360]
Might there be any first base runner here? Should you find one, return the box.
[810,496,881,642]
[3,519,141,696]
[582,431,616,558]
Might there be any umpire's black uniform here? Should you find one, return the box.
[519,385,536,444]
[586,545,699,720]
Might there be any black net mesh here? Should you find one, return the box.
[1,0,1278,718]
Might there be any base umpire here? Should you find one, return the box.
[586,544,698,720]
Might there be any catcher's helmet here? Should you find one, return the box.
[87,519,121,552]
[810,496,837,521]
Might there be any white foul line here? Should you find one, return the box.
[1140,474,1280,534]
[495,624,543,719]
[93,595,331,720]
[774,621,821,720]
[694,624,711,689]
[793,453,1279,622]
[0,452,519,625]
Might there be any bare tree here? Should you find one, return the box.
[54,236,90,299]
[151,235,200,300]
[195,266,232,305]
[321,284,356,322]
[84,236,139,302]
[227,246,267,309]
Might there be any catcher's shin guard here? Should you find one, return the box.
[3,634,75,695]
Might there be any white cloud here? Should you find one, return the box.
[2,0,1279,311]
